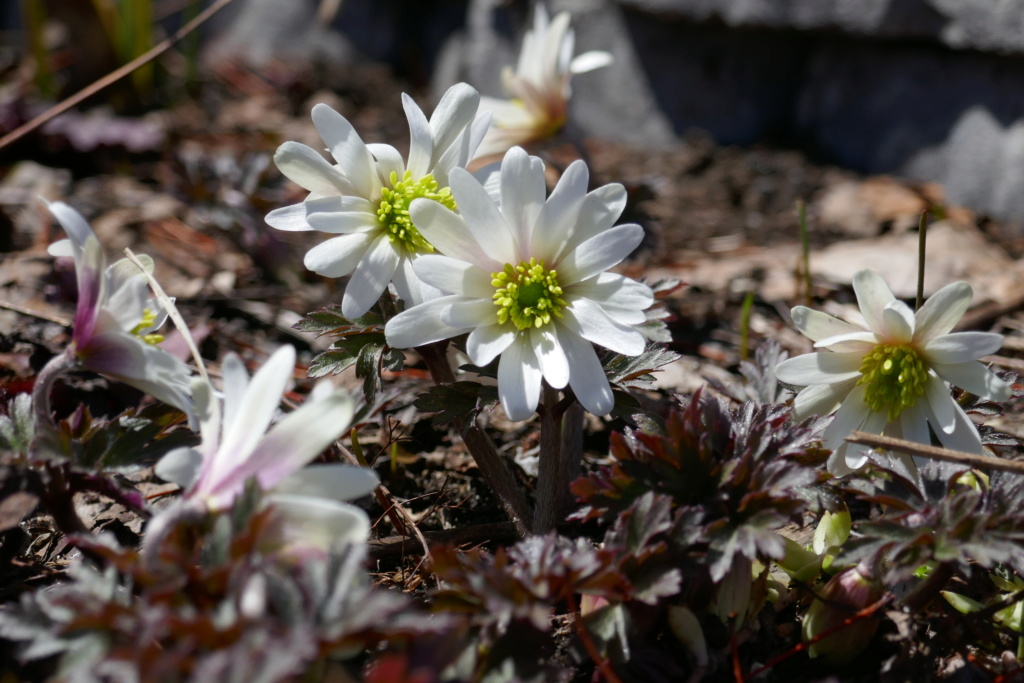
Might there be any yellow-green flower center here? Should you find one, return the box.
[377,170,455,254]
[857,344,927,422]
[492,258,567,331]
[130,308,164,345]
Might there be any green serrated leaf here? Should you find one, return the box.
[414,382,499,427]
[293,305,383,338]
[604,344,681,390]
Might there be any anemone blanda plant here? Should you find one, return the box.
[385,146,653,421]
[266,83,490,318]
[36,202,194,430]
[154,345,378,556]
[475,3,612,159]
[776,269,1010,480]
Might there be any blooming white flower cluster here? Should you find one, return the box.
[777,269,1010,480]
[476,3,613,158]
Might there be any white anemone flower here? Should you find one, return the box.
[776,269,1011,480]
[266,83,491,318]
[46,201,194,424]
[155,345,378,555]
[475,3,613,158]
[385,146,653,420]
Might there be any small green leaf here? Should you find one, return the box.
[414,382,498,427]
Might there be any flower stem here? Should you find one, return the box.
[557,400,583,514]
[417,341,532,535]
[533,382,564,534]
[29,349,76,461]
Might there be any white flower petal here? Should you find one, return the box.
[852,269,896,334]
[306,211,380,234]
[275,464,379,502]
[934,401,984,454]
[791,306,866,342]
[303,232,373,278]
[558,224,644,285]
[899,401,931,446]
[393,254,443,307]
[792,379,857,420]
[569,273,653,325]
[570,50,613,73]
[263,494,370,554]
[305,195,378,215]
[813,331,877,350]
[412,254,494,298]
[531,326,569,389]
[311,103,376,198]
[442,299,496,328]
[531,159,588,261]
[402,93,433,179]
[367,143,406,184]
[342,235,400,318]
[563,299,646,356]
[429,83,482,167]
[822,384,870,454]
[931,360,1012,401]
[499,147,545,251]
[409,198,495,267]
[274,141,354,196]
[554,184,627,263]
[467,324,517,366]
[557,324,614,415]
[155,447,202,490]
[498,337,542,421]
[913,281,972,344]
[385,296,473,348]
[923,372,957,434]
[922,332,1004,365]
[220,352,250,437]
[879,300,915,343]
[775,352,864,386]
[448,168,518,263]
[265,204,312,231]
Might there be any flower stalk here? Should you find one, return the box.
[533,382,564,534]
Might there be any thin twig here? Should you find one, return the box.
[916,210,928,311]
[0,300,71,327]
[0,0,238,152]
[845,431,1024,474]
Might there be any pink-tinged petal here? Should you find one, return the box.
[791,306,866,342]
[217,346,296,481]
[922,372,957,434]
[442,299,495,327]
[775,352,864,386]
[922,332,1004,365]
[428,83,481,168]
[409,199,494,267]
[466,324,517,366]
[413,254,495,298]
[531,159,588,261]
[570,50,613,73]
[926,399,983,454]
[791,378,858,420]
[47,204,105,344]
[562,299,646,356]
[931,360,1012,401]
[47,201,94,249]
[366,143,406,184]
[262,495,370,554]
[557,224,644,285]
[274,141,354,196]
[385,296,472,349]
[275,464,379,502]
[311,104,376,198]
[342,235,400,318]
[266,203,312,231]
[570,273,653,325]
[913,281,972,344]
[303,232,373,278]
[306,211,380,234]
[499,147,545,251]
[447,168,518,263]
[852,270,896,334]
[239,384,354,490]
[557,325,614,415]
[554,184,627,263]
[531,326,569,389]
[498,337,542,421]
[402,94,433,179]
[879,300,914,343]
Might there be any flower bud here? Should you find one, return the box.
[801,562,884,665]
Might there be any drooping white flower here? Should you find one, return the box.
[475,3,613,159]
[266,83,491,318]
[155,345,378,555]
[46,201,194,424]
[385,146,653,420]
[776,269,1010,480]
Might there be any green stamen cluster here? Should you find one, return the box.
[492,258,567,330]
[130,308,164,345]
[857,344,927,421]
[377,170,456,254]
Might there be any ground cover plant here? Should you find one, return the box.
[5,2,1024,681]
